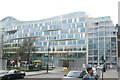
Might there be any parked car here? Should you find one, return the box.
[0,69,26,80]
[64,71,82,78]
[97,65,104,70]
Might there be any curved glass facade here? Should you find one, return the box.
[0,12,118,68]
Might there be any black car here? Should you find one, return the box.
[0,69,26,80]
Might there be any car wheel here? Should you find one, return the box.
[7,76,11,80]
[21,75,25,79]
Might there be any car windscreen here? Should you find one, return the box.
[67,71,80,77]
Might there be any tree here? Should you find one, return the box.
[17,37,36,66]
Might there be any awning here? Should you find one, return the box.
[34,60,41,63]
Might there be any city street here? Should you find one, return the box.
[0,68,118,80]
[118,70,120,80]
[25,68,68,78]
[23,68,119,80]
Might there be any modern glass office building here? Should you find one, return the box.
[88,17,117,65]
[0,12,118,69]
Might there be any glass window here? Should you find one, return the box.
[73,40,76,44]
[71,24,76,28]
[88,44,93,49]
[112,50,116,53]
[99,21,105,25]
[54,41,58,46]
[62,20,67,24]
[84,22,87,26]
[43,42,47,46]
[88,50,94,55]
[111,37,116,42]
[77,23,83,27]
[89,28,94,31]
[88,38,93,43]
[88,33,93,37]
[51,31,55,35]
[68,19,72,23]
[99,31,104,36]
[99,43,104,49]
[111,42,116,49]
[72,53,78,57]
[94,32,98,36]
[94,43,98,49]
[99,37,104,43]
[74,28,78,32]
[79,17,86,21]
[74,18,77,22]
[68,34,73,38]
[40,37,45,41]
[81,28,85,32]
[105,38,110,42]
[75,34,80,38]
[94,27,98,31]
[63,24,71,28]
[93,57,97,61]
[77,40,85,44]
[42,26,48,30]
[30,33,34,36]
[61,34,66,39]
[94,50,98,55]
[105,31,111,36]
[94,38,98,43]
[99,26,105,30]
[82,46,86,51]
[44,31,50,35]
[70,29,74,33]
[61,30,69,34]
[45,22,51,26]
[105,21,112,24]
[59,41,66,45]
[76,46,81,51]
[39,42,42,46]
[68,40,72,45]
[56,47,63,51]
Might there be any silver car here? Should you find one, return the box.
[64,71,82,78]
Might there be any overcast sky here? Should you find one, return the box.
[0,0,119,24]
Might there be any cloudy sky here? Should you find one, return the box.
[0,0,119,24]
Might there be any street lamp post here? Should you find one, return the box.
[67,49,69,68]
[47,37,50,73]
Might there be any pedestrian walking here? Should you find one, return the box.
[83,67,98,80]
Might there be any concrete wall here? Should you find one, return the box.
[0,58,7,70]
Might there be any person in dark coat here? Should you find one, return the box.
[83,67,97,80]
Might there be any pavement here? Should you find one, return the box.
[25,68,119,77]
[25,69,119,78]
[102,69,118,78]
[25,67,67,76]
[99,69,119,80]
[0,68,119,79]
[118,69,120,80]
[25,70,59,76]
